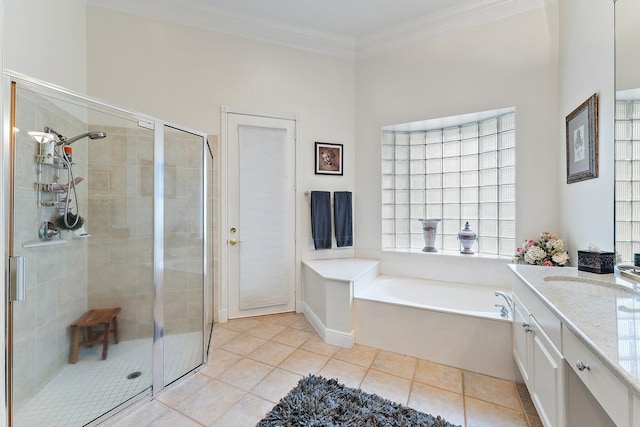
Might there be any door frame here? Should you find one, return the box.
[220,107,300,322]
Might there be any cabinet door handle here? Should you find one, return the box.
[522,323,532,333]
[576,360,590,371]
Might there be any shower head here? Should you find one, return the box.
[43,127,107,146]
[63,131,107,146]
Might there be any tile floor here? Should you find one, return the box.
[113,312,542,427]
[17,332,203,427]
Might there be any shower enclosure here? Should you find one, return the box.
[3,73,213,426]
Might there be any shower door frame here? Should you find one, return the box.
[2,71,212,425]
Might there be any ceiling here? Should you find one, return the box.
[88,0,553,58]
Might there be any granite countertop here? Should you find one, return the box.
[509,264,640,396]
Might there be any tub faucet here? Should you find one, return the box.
[495,304,509,318]
[494,291,513,317]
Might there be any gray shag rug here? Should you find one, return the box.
[257,375,461,427]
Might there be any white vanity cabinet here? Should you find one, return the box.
[563,326,628,426]
[512,286,565,427]
[510,266,638,427]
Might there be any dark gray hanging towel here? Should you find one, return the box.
[311,191,332,249]
[334,191,353,247]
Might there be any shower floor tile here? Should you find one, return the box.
[14,332,203,427]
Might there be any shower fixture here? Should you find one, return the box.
[29,131,57,164]
[44,126,107,146]
[41,126,107,230]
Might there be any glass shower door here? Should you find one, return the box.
[162,125,205,385]
[9,83,154,426]
[6,73,210,426]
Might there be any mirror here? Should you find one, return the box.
[614,0,640,263]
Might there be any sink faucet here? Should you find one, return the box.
[494,291,513,318]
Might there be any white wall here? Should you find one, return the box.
[4,0,87,93]
[86,7,356,259]
[558,0,615,258]
[2,0,87,422]
[355,5,560,260]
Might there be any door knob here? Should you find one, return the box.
[229,239,239,245]
[576,360,590,371]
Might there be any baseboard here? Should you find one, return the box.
[301,302,323,335]
[218,309,228,323]
[324,328,354,348]
[302,302,354,348]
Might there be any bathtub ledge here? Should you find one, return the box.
[301,258,380,348]
[302,258,380,282]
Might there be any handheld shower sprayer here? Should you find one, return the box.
[44,126,107,146]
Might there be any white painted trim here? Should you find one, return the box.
[357,0,558,58]
[88,0,557,59]
[222,106,298,122]
[220,108,230,324]
[218,308,228,324]
[324,328,355,348]
[87,0,355,58]
[302,303,354,348]
[302,302,323,336]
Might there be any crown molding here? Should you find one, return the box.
[357,0,557,58]
[87,0,356,58]
[88,0,556,59]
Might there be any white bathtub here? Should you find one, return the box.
[355,276,509,320]
[354,275,519,381]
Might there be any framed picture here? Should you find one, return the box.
[315,142,343,175]
[566,93,598,184]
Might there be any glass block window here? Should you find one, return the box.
[615,99,640,262]
[382,111,516,256]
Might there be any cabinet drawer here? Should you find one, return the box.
[562,326,629,426]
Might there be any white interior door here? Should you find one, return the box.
[226,112,296,318]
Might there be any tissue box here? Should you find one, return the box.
[577,250,615,274]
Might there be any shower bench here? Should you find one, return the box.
[69,307,121,364]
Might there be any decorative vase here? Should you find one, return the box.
[457,222,477,254]
[418,218,440,252]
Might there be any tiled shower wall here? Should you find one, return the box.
[163,127,206,336]
[86,124,154,341]
[86,125,206,340]
[13,88,90,412]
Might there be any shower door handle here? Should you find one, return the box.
[8,256,26,302]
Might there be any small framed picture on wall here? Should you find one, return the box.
[315,142,343,176]
[566,93,598,184]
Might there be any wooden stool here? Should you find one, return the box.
[69,307,121,364]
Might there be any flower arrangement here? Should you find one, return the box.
[513,232,570,266]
